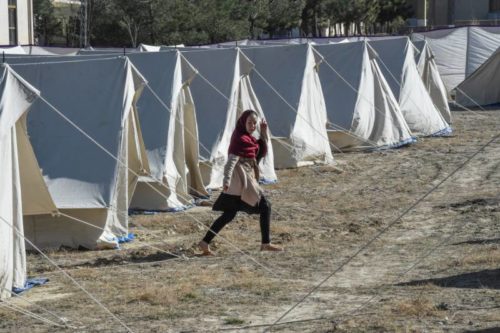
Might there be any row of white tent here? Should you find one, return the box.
[2,26,500,106]
[412,26,500,107]
[187,26,500,108]
[1,37,450,299]
[412,26,500,93]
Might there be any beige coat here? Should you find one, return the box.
[223,154,262,206]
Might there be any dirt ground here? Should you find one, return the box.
[1,109,499,333]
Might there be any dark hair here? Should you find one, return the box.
[242,109,258,118]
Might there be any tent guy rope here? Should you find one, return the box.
[260,129,500,332]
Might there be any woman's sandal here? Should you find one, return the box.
[198,241,215,256]
[260,243,284,252]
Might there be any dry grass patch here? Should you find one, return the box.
[225,267,282,295]
[125,265,283,308]
[128,283,198,307]
[68,267,103,280]
[389,297,446,318]
[337,317,411,333]
[0,306,20,321]
[457,245,500,267]
[480,310,500,323]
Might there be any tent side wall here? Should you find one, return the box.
[315,42,383,150]
[416,41,452,124]
[369,56,414,147]
[0,121,24,298]
[370,38,450,136]
[466,27,500,78]
[456,48,500,107]
[288,46,333,165]
[317,41,413,150]
[242,44,332,168]
[412,28,468,92]
[413,26,500,93]
[180,48,276,187]
[130,51,207,210]
[12,58,147,250]
[206,49,277,188]
[0,65,55,299]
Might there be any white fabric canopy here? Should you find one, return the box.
[175,47,277,188]
[7,56,148,249]
[369,38,450,136]
[49,50,208,211]
[0,64,56,299]
[413,26,500,92]
[414,40,452,124]
[0,46,26,54]
[314,41,414,150]
[124,51,208,210]
[22,46,79,56]
[138,44,162,52]
[456,47,500,107]
[240,44,334,168]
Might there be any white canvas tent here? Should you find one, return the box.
[138,44,185,51]
[413,40,452,124]
[456,47,500,107]
[7,56,149,250]
[57,50,207,211]
[314,41,414,150]
[0,64,57,299]
[138,44,162,52]
[0,46,26,54]
[413,26,500,92]
[21,46,79,56]
[239,44,334,168]
[124,51,208,211]
[173,47,277,188]
[368,38,451,137]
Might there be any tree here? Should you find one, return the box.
[377,0,414,34]
[192,0,249,44]
[33,0,62,45]
[245,0,270,39]
[323,0,381,36]
[85,0,123,47]
[110,0,152,48]
[324,0,349,36]
[266,0,306,38]
[155,0,206,45]
[301,0,329,37]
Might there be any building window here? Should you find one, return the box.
[8,0,18,45]
[491,0,500,12]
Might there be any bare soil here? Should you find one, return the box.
[1,110,499,333]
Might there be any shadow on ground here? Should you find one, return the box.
[464,328,500,333]
[62,250,179,270]
[397,269,500,290]
[452,238,500,246]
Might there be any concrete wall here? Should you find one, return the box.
[0,0,33,45]
[0,0,9,44]
[429,0,450,26]
[454,0,489,22]
[410,0,494,27]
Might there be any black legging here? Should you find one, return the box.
[202,197,271,244]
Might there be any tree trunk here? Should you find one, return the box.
[344,22,350,36]
[249,18,255,39]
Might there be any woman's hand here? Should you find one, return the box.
[223,185,229,192]
[260,120,269,141]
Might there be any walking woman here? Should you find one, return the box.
[199,110,283,255]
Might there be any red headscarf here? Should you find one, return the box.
[228,110,260,159]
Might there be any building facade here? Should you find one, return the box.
[409,0,500,28]
[0,0,33,45]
